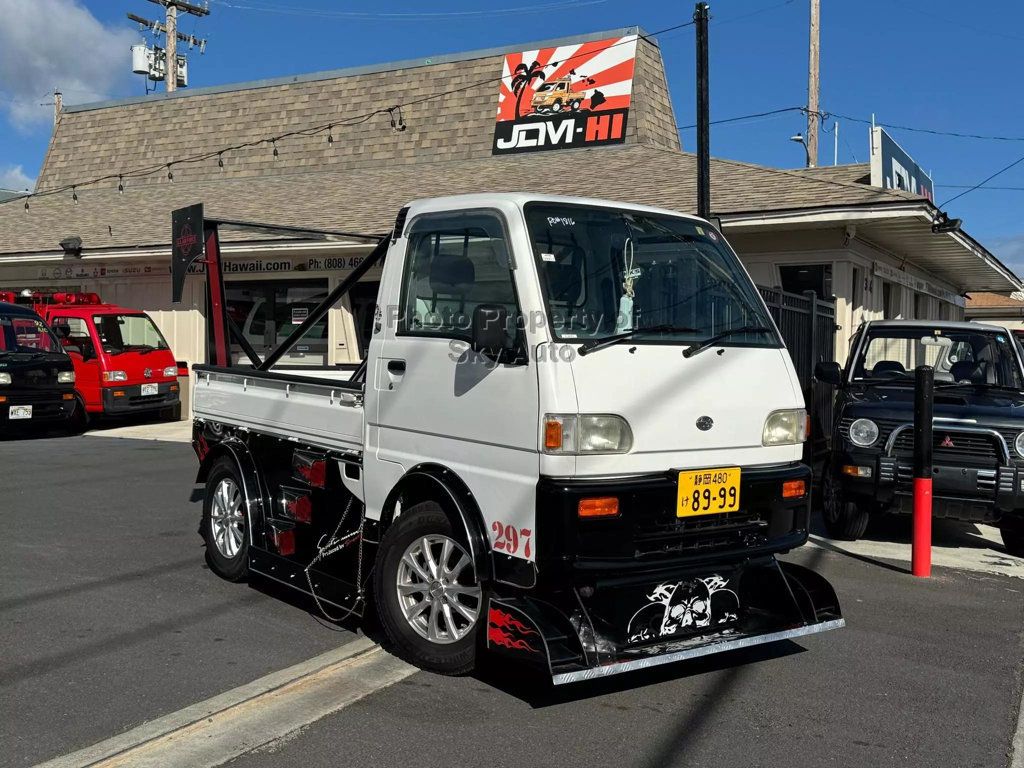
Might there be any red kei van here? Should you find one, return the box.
[22,291,181,424]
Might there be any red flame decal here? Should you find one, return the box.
[487,607,538,653]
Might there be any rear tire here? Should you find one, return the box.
[373,502,483,676]
[1000,525,1024,557]
[202,457,249,582]
[821,466,869,540]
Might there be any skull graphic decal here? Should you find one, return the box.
[626,575,739,644]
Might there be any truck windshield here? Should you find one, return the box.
[93,313,170,355]
[524,203,778,347]
[852,326,1024,389]
[0,315,62,354]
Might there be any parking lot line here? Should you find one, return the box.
[34,638,415,768]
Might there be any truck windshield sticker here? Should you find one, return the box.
[493,34,637,155]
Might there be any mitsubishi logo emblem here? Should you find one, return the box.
[940,435,955,448]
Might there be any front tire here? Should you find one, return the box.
[373,502,483,676]
[821,466,869,540]
[1001,525,1024,557]
[202,457,249,581]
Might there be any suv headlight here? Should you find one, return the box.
[848,418,880,447]
[1015,432,1024,459]
[102,370,127,382]
[543,414,633,454]
[0,372,10,385]
[163,366,177,377]
[57,371,75,383]
[762,409,808,446]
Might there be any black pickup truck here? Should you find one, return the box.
[0,300,77,430]
[816,319,1024,557]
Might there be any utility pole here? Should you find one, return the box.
[166,3,178,93]
[694,2,711,219]
[53,90,62,126]
[806,0,820,167]
[129,1,209,93]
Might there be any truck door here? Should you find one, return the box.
[371,209,540,558]
[54,315,102,411]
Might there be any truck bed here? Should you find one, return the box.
[192,366,364,454]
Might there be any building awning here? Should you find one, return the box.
[719,201,1022,294]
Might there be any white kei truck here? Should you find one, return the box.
[172,193,843,685]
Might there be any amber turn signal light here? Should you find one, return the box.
[782,480,806,499]
[0,396,6,403]
[578,496,619,518]
[112,390,125,397]
[544,420,562,450]
[62,393,75,400]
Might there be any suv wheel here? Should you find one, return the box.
[1000,525,1024,557]
[821,465,869,540]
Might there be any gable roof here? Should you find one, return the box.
[37,27,680,192]
[0,143,924,257]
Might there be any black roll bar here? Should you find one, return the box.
[257,233,392,371]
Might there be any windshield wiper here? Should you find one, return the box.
[577,324,699,356]
[935,381,1022,392]
[682,325,772,359]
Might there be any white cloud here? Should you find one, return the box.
[0,164,35,191]
[0,0,137,129]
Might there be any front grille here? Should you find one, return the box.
[633,511,769,556]
[890,429,1000,465]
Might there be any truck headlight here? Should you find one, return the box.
[163,366,177,377]
[57,371,75,383]
[762,409,808,446]
[0,372,10,385]
[102,370,127,382]
[848,418,879,447]
[1015,432,1024,459]
[543,414,633,454]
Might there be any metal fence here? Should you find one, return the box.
[757,286,838,457]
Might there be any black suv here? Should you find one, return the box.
[0,301,77,430]
[816,320,1024,557]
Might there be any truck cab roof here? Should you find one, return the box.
[861,319,1006,334]
[400,193,711,228]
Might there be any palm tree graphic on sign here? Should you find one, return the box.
[510,60,545,118]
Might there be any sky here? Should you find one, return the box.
[1,0,1022,274]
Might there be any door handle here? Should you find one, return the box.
[387,360,406,375]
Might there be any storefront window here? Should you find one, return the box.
[225,279,328,367]
[779,264,833,299]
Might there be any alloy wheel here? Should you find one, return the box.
[210,477,245,558]
[396,534,481,644]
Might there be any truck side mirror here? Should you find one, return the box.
[471,304,509,360]
[815,361,843,386]
[53,323,70,338]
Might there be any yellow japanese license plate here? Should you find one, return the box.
[677,467,741,517]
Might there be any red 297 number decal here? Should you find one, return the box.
[491,521,532,559]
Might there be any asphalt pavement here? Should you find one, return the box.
[0,434,356,768]
[3,433,1023,768]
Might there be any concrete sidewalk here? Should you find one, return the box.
[85,418,192,443]
[809,514,1024,579]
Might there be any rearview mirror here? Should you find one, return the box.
[815,361,843,386]
[471,304,509,361]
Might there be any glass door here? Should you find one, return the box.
[224,279,328,368]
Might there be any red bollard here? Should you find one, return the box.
[912,365,933,578]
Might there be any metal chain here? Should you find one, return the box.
[304,496,367,623]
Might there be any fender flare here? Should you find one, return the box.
[197,437,269,547]
[381,464,490,582]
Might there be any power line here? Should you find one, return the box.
[938,154,1024,208]
[207,0,610,20]
[5,19,695,209]
[824,110,1024,143]
[678,106,804,131]
[937,185,1024,191]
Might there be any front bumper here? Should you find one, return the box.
[834,448,1022,523]
[487,556,843,685]
[0,389,75,425]
[101,382,179,413]
[536,462,812,577]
